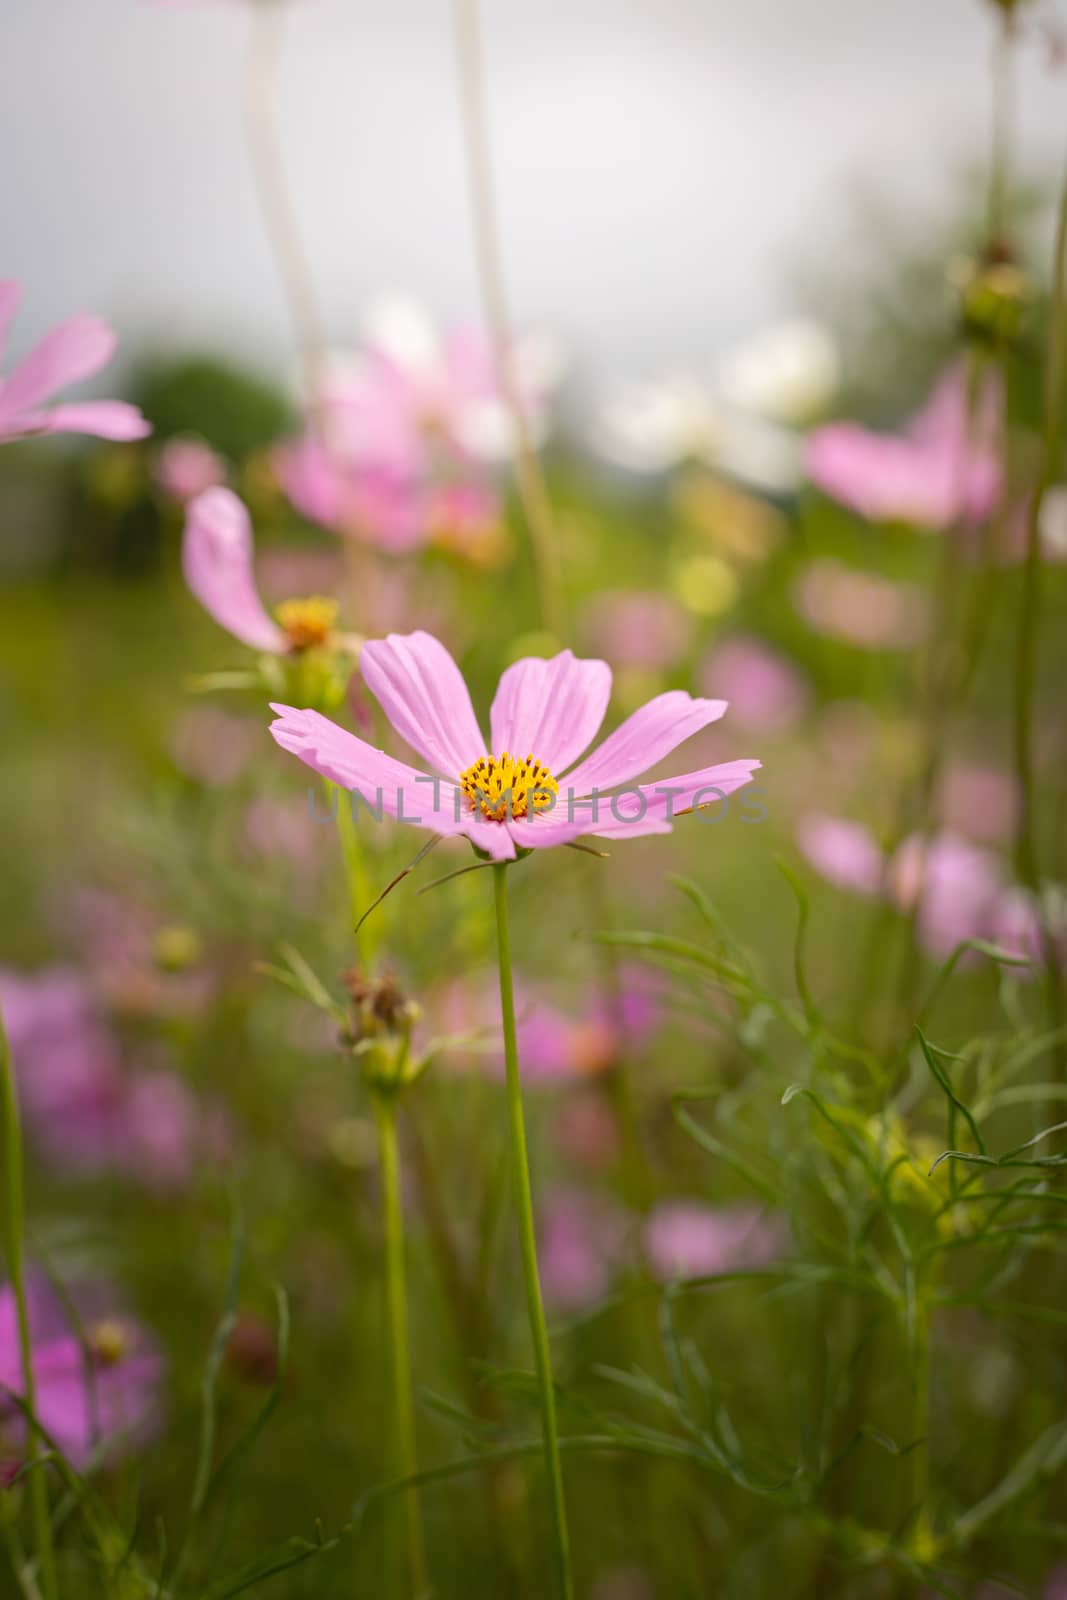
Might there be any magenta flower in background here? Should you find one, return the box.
[936,762,1019,847]
[796,814,885,897]
[794,559,931,649]
[806,363,1001,530]
[644,1202,785,1281]
[0,967,127,1171]
[62,887,215,1021]
[155,435,226,502]
[0,281,150,445]
[0,1275,163,1469]
[888,833,1006,960]
[270,631,759,859]
[0,966,215,1184]
[700,633,810,733]
[538,1188,630,1313]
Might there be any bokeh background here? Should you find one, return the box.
[2,3,1067,1599]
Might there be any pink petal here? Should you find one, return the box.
[360,631,486,776]
[561,691,728,794]
[507,759,760,848]
[268,704,514,858]
[37,401,151,441]
[590,760,761,838]
[0,313,116,425]
[0,280,20,365]
[182,488,286,653]
[490,650,611,773]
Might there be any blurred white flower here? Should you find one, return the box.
[717,318,839,426]
[593,373,722,473]
[592,318,831,494]
[1039,485,1067,562]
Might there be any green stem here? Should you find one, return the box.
[371,1093,428,1598]
[330,780,375,973]
[0,1006,59,1600]
[907,1290,933,1555]
[1013,146,1067,1067]
[491,864,573,1600]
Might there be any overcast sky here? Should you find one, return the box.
[1,0,1063,384]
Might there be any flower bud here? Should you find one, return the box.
[949,247,1034,348]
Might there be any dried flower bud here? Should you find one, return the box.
[226,1312,279,1387]
[341,970,425,1092]
[949,249,1034,347]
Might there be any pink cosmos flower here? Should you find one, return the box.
[0,1275,163,1470]
[275,296,551,551]
[0,281,149,445]
[182,487,339,655]
[644,1203,785,1281]
[806,363,1001,530]
[699,634,810,733]
[318,296,554,475]
[155,435,225,502]
[269,631,760,860]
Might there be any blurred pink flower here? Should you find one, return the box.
[889,833,1005,960]
[796,814,884,896]
[0,281,149,445]
[700,633,810,732]
[0,966,219,1183]
[806,364,1001,530]
[584,592,694,673]
[0,967,127,1170]
[155,435,225,502]
[0,1274,163,1469]
[936,763,1019,846]
[987,887,1046,969]
[538,1188,629,1312]
[63,887,215,1020]
[552,1094,621,1170]
[276,296,552,551]
[644,1202,785,1280]
[794,559,931,649]
[437,966,661,1084]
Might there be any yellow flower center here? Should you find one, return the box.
[274,596,338,652]
[459,752,559,823]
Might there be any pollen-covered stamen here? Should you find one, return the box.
[459,751,559,823]
[274,596,338,652]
